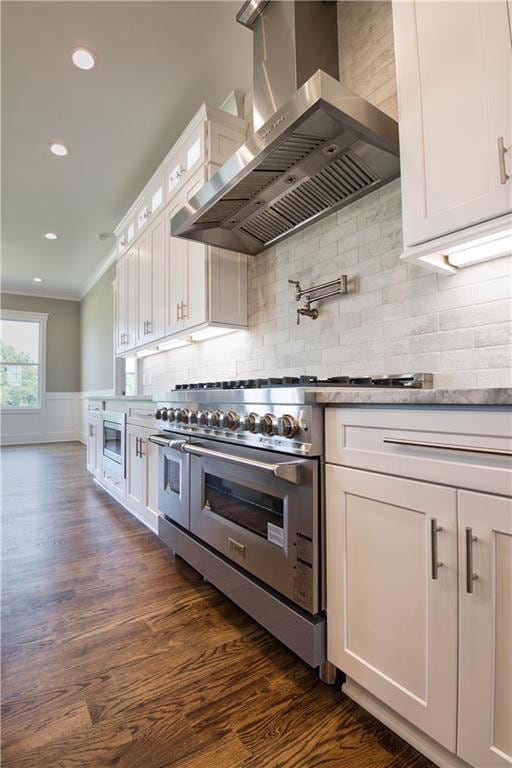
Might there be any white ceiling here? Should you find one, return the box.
[2,1,252,299]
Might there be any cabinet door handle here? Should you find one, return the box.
[431,518,444,580]
[177,303,181,321]
[383,437,512,457]
[465,527,478,594]
[139,438,145,457]
[136,436,140,458]
[498,137,509,185]
[181,302,187,319]
[89,424,94,437]
[147,320,152,334]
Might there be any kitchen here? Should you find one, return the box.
[1,1,511,766]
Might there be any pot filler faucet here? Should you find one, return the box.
[289,276,348,324]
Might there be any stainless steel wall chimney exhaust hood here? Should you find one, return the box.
[171,1,400,255]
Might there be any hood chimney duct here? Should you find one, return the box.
[242,1,339,130]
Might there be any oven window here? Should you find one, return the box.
[164,457,180,495]
[104,423,122,461]
[204,473,284,543]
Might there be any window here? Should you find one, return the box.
[124,356,138,396]
[0,312,46,409]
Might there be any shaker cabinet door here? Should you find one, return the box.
[393,0,512,248]
[326,465,458,751]
[458,490,512,768]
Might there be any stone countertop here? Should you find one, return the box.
[313,387,512,406]
[87,396,152,402]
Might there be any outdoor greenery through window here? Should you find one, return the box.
[0,317,42,408]
[125,356,137,397]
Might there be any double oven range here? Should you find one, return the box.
[149,373,431,680]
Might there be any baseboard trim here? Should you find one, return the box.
[1,435,80,446]
[92,475,158,534]
[342,679,472,768]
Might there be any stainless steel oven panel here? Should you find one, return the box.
[156,434,190,530]
[188,437,319,614]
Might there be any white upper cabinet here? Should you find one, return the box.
[114,103,247,357]
[393,0,512,271]
[136,214,166,345]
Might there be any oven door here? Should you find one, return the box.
[188,438,319,614]
[153,435,190,530]
[103,421,123,465]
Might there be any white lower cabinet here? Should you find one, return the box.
[326,465,458,751]
[126,424,159,531]
[86,415,102,479]
[458,491,512,768]
[326,406,512,767]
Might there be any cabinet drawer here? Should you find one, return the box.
[325,406,512,495]
[101,468,126,501]
[127,407,156,428]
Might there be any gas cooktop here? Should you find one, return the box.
[174,373,433,391]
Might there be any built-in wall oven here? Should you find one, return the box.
[101,411,126,479]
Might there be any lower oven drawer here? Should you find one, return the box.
[188,440,320,614]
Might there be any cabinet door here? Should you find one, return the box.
[458,491,512,768]
[181,169,207,331]
[393,0,512,247]
[86,419,97,474]
[126,425,146,514]
[326,465,458,750]
[116,256,128,354]
[125,248,138,351]
[136,232,151,346]
[148,215,165,341]
[166,197,187,335]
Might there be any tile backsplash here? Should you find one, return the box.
[142,1,511,393]
[144,179,512,393]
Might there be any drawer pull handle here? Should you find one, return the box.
[498,137,509,185]
[431,518,443,580]
[383,437,512,457]
[465,527,478,594]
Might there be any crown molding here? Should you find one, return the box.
[0,287,81,301]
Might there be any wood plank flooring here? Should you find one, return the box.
[1,442,435,768]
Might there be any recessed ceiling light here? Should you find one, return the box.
[44,232,59,240]
[33,277,43,283]
[71,47,96,70]
[50,143,69,157]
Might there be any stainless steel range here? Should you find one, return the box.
[150,372,432,681]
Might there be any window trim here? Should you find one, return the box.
[0,309,48,413]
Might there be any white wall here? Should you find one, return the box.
[143,180,512,392]
[1,392,81,445]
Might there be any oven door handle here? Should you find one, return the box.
[149,436,188,450]
[181,442,302,485]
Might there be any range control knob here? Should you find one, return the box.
[221,411,240,430]
[189,410,199,425]
[244,412,261,433]
[179,408,190,423]
[198,410,210,426]
[167,408,176,423]
[278,414,300,438]
[154,408,162,420]
[260,413,275,435]
[208,410,224,428]
[160,408,168,421]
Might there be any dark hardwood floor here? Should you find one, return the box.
[1,442,435,768]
